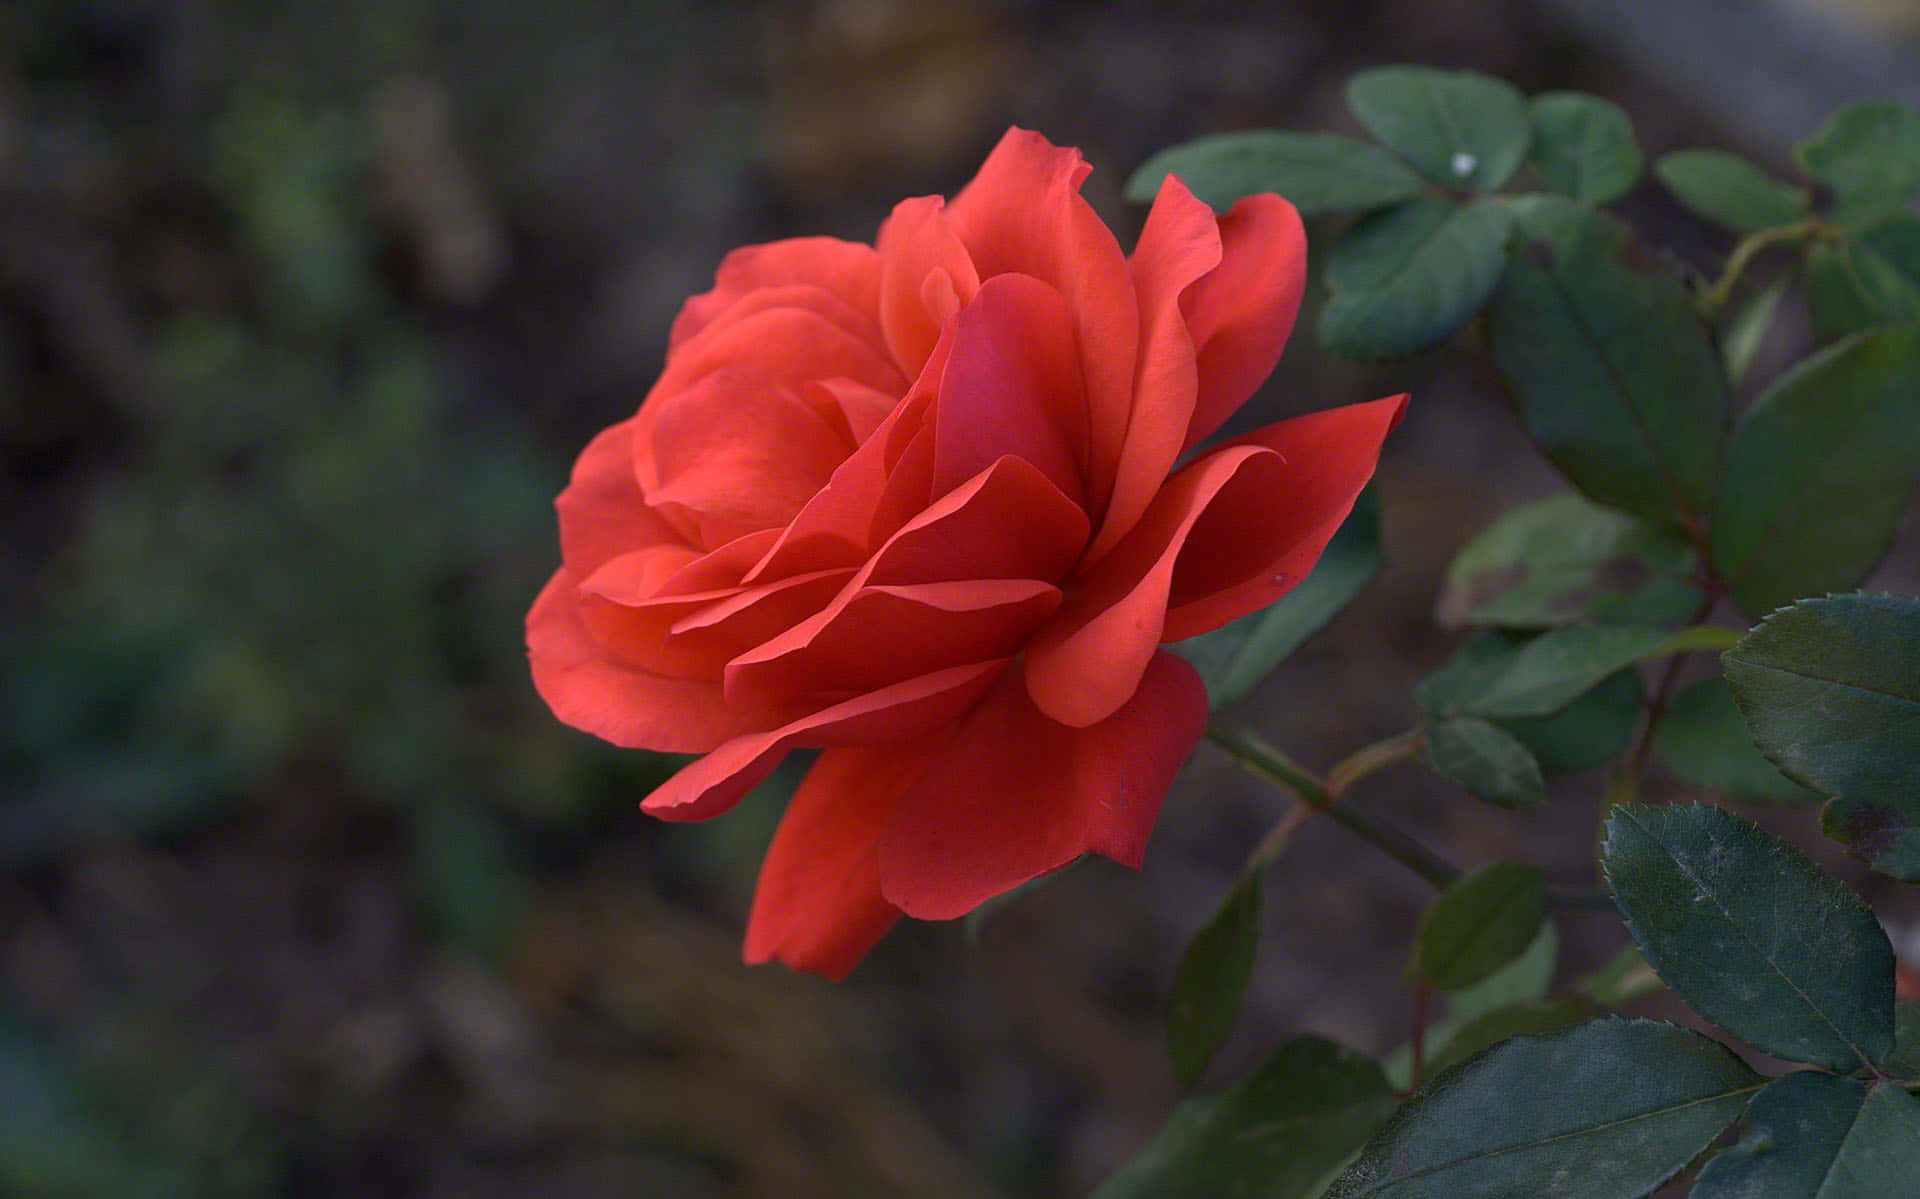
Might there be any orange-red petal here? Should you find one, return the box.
[876,195,980,379]
[743,736,952,978]
[526,569,751,753]
[668,237,883,352]
[1180,194,1308,452]
[876,651,1206,920]
[640,660,1006,823]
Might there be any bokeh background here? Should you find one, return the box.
[4,1,1918,1195]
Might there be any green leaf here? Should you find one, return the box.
[1178,488,1381,709]
[1384,922,1558,1090]
[1654,150,1809,233]
[1498,667,1642,775]
[1319,198,1513,359]
[1885,1003,1920,1079]
[1805,221,1920,340]
[1722,277,1788,385]
[1437,493,1697,631]
[1345,66,1531,191]
[1414,864,1548,991]
[1167,872,1261,1085]
[1696,1073,1920,1199]
[1097,1037,1396,1199]
[1455,624,1715,719]
[1425,999,1596,1074]
[1710,325,1920,615]
[1603,803,1895,1070]
[1527,92,1641,205]
[1422,718,1545,808]
[1325,1018,1760,1199]
[1796,99,1920,226]
[1653,676,1821,803]
[1125,131,1427,215]
[1487,197,1728,527]
[1724,594,1920,879]
[1580,944,1664,1008]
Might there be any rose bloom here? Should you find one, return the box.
[529,128,1405,978]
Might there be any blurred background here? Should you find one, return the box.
[3,1,1917,1195]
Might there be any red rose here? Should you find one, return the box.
[529,128,1406,978]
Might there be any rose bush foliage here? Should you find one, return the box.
[528,128,1404,977]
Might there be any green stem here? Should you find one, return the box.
[1699,219,1821,317]
[1207,725,1461,890]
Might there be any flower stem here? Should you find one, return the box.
[1207,725,1460,890]
[1698,219,1821,317]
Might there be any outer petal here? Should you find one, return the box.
[1089,174,1223,562]
[744,737,952,978]
[876,195,980,380]
[526,570,750,753]
[933,273,1088,504]
[1163,394,1408,639]
[945,128,1138,515]
[1024,444,1271,728]
[877,651,1207,920]
[655,305,906,409]
[556,418,688,580]
[641,660,1006,823]
[1179,194,1308,451]
[669,237,883,351]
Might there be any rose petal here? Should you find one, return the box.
[945,128,1138,516]
[1180,194,1308,451]
[804,378,897,447]
[1024,444,1271,728]
[669,237,882,351]
[556,419,688,580]
[527,569,750,752]
[1163,393,1408,638]
[724,578,1060,710]
[864,454,1088,588]
[673,284,885,378]
[876,195,981,379]
[579,567,855,681]
[743,735,952,978]
[641,366,852,546]
[877,651,1206,920]
[1089,174,1223,563]
[641,660,1006,822]
[933,273,1088,504]
[658,304,906,403]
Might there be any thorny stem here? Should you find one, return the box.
[1621,590,1723,798]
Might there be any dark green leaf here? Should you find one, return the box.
[1097,1037,1396,1199]
[1796,99,1920,226]
[1422,717,1545,808]
[1499,667,1643,775]
[1414,864,1548,991]
[1696,1073,1920,1199]
[1346,66,1531,191]
[1178,488,1382,709]
[1603,803,1894,1070]
[1167,872,1261,1085]
[1527,92,1641,205]
[1722,277,1787,385]
[1385,922,1559,1090]
[1654,150,1810,233]
[1711,325,1920,614]
[1724,594,1920,879]
[1487,197,1728,527]
[1805,221,1920,340]
[1426,999,1595,1074]
[1653,676,1821,803]
[1125,131,1427,215]
[1319,198,1513,358]
[1437,493,1697,630]
[1885,1003,1920,1078]
[1456,624,1714,719]
[1325,1018,1760,1198]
